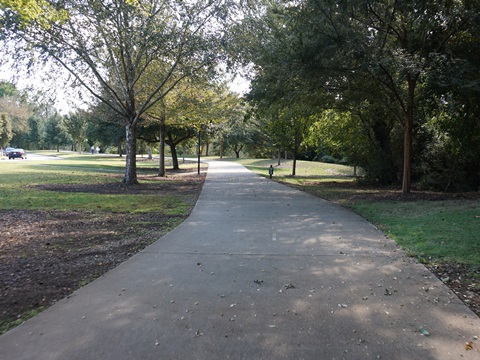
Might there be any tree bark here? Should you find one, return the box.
[402,77,416,194]
[159,121,166,177]
[402,121,412,194]
[171,143,179,170]
[123,123,138,185]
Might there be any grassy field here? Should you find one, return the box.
[0,152,193,214]
[230,158,480,266]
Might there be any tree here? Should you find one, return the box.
[44,114,70,151]
[26,116,41,150]
[64,112,87,153]
[0,82,32,147]
[416,0,480,191]
[85,102,126,155]
[3,0,236,184]
[139,81,242,172]
[0,113,13,147]
[241,0,472,193]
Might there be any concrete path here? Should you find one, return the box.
[1,161,479,359]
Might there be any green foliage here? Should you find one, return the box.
[221,106,256,158]
[0,82,32,148]
[0,113,13,147]
[63,112,87,153]
[44,115,71,151]
[0,81,18,97]
[241,0,477,193]
[26,116,41,150]
[0,0,68,28]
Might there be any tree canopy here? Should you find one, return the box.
[242,0,480,193]
[2,0,237,183]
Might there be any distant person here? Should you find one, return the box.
[96,147,100,154]
[91,145,94,155]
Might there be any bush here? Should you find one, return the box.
[319,154,338,164]
[417,145,480,192]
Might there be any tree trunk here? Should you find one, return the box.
[402,115,413,194]
[171,143,179,170]
[292,156,297,176]
[147,147,152,160]
[158,99,167,177]
[159,122,166,177]
[402,77,416,194]
[277,149,281,165]
[219,138,223,159]
[118,142,123,157]
[123,123,138,185]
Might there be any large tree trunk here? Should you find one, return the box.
[124,123,138,185]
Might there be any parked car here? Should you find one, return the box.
[3,147,14,157]
[8,149,26,159]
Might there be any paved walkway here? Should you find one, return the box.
[1,161,479,359]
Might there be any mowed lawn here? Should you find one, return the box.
[0,152,191,214]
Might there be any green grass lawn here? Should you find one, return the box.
[230,157,480,266]
[0,152,190,215]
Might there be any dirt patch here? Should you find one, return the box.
[425,263,480,317]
